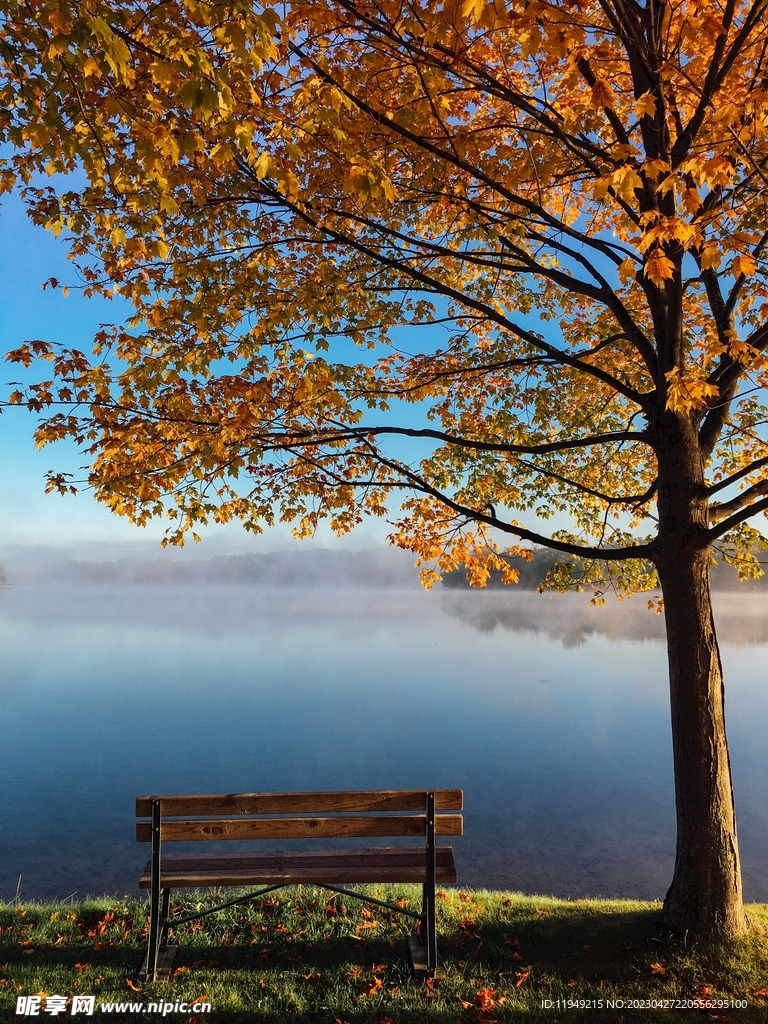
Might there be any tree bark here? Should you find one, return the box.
[654,420,748,937]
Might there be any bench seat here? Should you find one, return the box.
[140,846,458,888]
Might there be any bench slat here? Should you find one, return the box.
[139,847,458,887]
[136,789,463,818]
[136,814,463,843]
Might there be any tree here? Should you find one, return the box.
[3,0,768,937]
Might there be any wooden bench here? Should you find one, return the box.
[136,789,462,981]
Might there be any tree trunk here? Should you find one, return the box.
[656,544,747,936]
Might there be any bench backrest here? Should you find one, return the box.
[136,789,463,843]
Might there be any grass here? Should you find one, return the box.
[1,887,768,1022]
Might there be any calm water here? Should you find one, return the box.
[1,585,767,903]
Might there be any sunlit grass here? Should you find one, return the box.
[1,888,767,1021]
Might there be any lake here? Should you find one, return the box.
[2,584,767,903]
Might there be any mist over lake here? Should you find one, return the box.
[2,577,766,904]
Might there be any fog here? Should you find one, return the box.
[0,544,420,587]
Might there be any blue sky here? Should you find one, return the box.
[0,193,391,556]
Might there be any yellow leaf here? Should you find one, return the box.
[617,257,636,285]
[461,0,487,24]
[590,79,615,109]
[612,164,643,200]
[731,253,757,277]
[635,91,656,119]
[254,151,275,181]
[644,248,675,287]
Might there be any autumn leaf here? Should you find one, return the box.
[731,254,757,278]
[635,92,657,118]
[753,987,768,998]
[515,969,531,987]
[74,964,90,971]
[126,978,141,991]
[361,976,383,996]
[650,962,667,975]
[590,79,615,109]
[476,987,506,1009]
[644,248,676,287]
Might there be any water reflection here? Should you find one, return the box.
[1,585,766,904]
[442,589,768,647]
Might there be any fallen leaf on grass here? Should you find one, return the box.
[650,962,667,975]
[361,976,383,996]
[510,951,524,961]
[171,966,189,977]
[301,972,321,982]
[346,968,363,977]
[699,986,711,995]
[126,979,141,991]
[476,988,505,1010]
[515,968,531,987]
[74,964,90,972]
[754,988,768,998]
[457,997,474,1010]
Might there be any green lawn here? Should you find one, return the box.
[2,887,768,1021]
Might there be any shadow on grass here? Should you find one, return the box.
[2,893,767,1022]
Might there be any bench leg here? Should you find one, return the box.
[146,800,162,981]
[422,879,437,976]
[160,888,171,948]
[424,791,437,976]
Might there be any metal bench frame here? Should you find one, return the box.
[136,789,462,981]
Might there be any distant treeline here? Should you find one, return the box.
[1,547,419,588]
[441,547,768,591]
